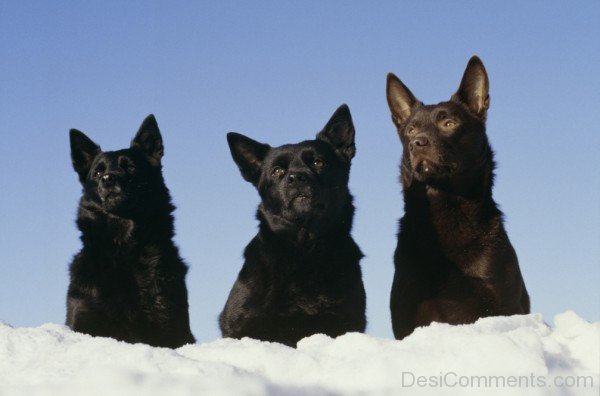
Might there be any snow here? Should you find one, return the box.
[0,312,598,396]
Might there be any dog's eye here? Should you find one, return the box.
[272,167,285,177]
[312,159,325,169]
[406,127,416,136]
[444,120,457,128]
[94,170,103,179]
[127,164,136,174]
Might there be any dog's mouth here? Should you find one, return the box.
[101,191,124,202]
[415,160,433,175]
[289,193,314,211]
[413,158,459,180]
[288,190,326,210]
[99,189,132,212]
[292,193,311,202]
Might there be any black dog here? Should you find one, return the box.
[219,105,366,346]
[66,115,195,347]
[386,57,530,340]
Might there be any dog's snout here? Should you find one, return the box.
[409,135,430,151]
[101,173,117,187]
[287,172,308,185]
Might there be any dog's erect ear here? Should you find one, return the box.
[227,132,270,185]
[452,56,490,119]
[70,129,101,183]
[387,73,420,126]
[131,114,164,166]
[316,104,356,162]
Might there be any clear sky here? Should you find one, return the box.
[1,1,598,341]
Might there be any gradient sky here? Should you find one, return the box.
[1,1,598,341]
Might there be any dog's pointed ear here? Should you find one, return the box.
[452,56,490,119]
[227,132,270,185]
[316,104,356,162]
[70,129,101,183]
[131,114,164,166]
[387,73,420,126]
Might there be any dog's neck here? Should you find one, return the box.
[256,198,355,252]
[403,162,502,252]
[77,202,176,252]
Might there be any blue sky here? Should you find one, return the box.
[1,1,598,341]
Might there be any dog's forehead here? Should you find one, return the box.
[265,140,326,161]
[92,148,139,165]
[416,101,465,120]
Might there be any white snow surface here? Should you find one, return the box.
[0,312,598,396]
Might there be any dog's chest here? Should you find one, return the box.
[283,283,338,314]
[278,269,342,314]
[254,238,360,315]
[93,253,164,301]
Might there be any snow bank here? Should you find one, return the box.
[0,312,598,396]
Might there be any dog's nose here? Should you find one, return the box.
[287,172,308,185]
[101,173,116,187]
[410,135,430,151]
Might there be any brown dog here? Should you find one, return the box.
[386,56,530,339]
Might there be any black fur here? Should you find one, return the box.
[386,57,530,340]
[219,105,366,347]
[66,115,195,347]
